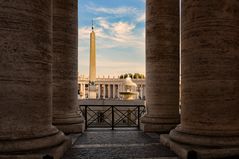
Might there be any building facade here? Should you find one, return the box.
[78,75,146,100]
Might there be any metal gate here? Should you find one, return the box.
[80,105,145,130]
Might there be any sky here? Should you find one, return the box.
[78,0,146,77]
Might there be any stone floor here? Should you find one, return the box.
[63,129,178,159]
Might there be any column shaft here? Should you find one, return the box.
[161,1,239,158]
[113,84,116,98]
[100,84,102,98]
[0,1,70,157]
[98,84,100,99]
[52,0,84,133]
[103,85,106,99]
[116,85,119,98]
[108,84,110,98]
[141,0,180,132]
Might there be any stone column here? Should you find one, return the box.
[107,84,110,98]
[99,84,102,98]
[116,85,118,98]
[113,84,116,98]
[52,0,84,133]
[98,84,101,99]
[161,1,239,158]
[117,84,120,98]
[141,0,180,132]
[105,84,108,98]
[110,84,113,98]
[108,84,110,98]
[0,1,70,158]
[103,85,106,99]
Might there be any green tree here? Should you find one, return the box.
[128,73,133,78]
[119,73,145,79]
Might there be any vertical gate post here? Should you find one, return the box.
[112,106,114,130]
[138,106,140,129]
[85,105,88,130]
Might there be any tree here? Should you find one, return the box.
[119,73,145,79]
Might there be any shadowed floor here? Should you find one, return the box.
[63,129,178,159]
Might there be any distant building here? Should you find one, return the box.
[78,75,146,100]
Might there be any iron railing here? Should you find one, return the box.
[80,105,145,130]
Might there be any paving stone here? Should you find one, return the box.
[63,130,178,159]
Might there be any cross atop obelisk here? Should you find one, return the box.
[92,19,94,30]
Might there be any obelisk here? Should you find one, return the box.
[89,20,97,98]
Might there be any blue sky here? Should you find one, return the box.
[78,0,145,77]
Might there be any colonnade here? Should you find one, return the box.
[98,84,120,99]
[0,0,83,158]
[79,83,86,98]
[1,0,239,158]
[79,83,146,99]
[143,0,239,158]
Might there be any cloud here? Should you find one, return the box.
[86,5,139,16]
[85,4,145,24]
[97,18,144,47]
[112,22,135,35]
[137,13,145,22]
[78,21,145,76]
[98,18,110,29]
[78,2,146,76]
[79,18,145,50]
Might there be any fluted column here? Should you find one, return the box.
[161,1,239,158]
[52,0,84,133]
[0,1,70,158]
[141,0,180,132]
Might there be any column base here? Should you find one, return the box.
[56,123,85,134]
[160,130,239,159]
[141,123,177,133]
[53,113,85,134]
[0,135,71,159]
[141,115,179,133]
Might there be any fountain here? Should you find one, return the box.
[119,76,139,100]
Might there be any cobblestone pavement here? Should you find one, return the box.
[63,129,178,159]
